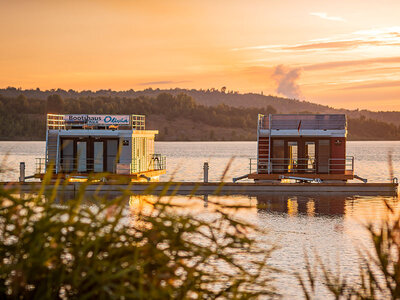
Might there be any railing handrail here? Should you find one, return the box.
[35,154,166,175]
[46,114,148,131]
[249,156,354,174]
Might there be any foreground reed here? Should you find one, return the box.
[297,199,400,299]
[0,176,277,299]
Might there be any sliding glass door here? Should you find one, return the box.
[93,141,104,172]
[77,141,87,173]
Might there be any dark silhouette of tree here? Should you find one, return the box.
[16,94,28,112]
[46,94,64,113]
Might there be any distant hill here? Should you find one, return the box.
[0,91,399,141]
[1,87,399,126]
[1,87,399,124]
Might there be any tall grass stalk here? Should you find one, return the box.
[297,200,400,299]
[0,174,278,299]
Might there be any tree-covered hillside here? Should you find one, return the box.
[1,87,400,126]
[0,92,399,141]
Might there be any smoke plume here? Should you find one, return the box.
[272,65,302,99]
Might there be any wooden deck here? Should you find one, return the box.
[2,181,397,196]
[248,171,354,181]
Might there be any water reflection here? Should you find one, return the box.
[9,188,400,299]
[256,194,346,217]
[36,188,398,222]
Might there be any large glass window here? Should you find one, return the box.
[77,141,87,173]
[288,141,298,173]
[272,140,284,173]
[318,140,330,173]
[94,142,104,172]
[61,139,74,172]
[305,142,315,172]
[107,140,118,173]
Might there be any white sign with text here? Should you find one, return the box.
[64,115,130,125]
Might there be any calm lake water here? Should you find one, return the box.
[0,141,399,298]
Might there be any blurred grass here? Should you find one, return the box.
[0,171,278,299]
[297,201,400,299]
[296,151,400,299]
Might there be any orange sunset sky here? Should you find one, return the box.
[0,0,400,111]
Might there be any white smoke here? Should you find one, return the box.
[272,65,302,99]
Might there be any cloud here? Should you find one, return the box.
[310,12,345,22]
[138,80,190,86]
[304,56,400,71]
[271,65,302,99]
[340,80,400,90]
[282,40,387,51]
[233,38,400,53]
[232,26,400,53]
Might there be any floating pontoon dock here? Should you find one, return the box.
[2,181,398,196]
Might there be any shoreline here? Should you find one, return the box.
[1,138,400,142]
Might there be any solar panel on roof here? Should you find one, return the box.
[263,114,346,130]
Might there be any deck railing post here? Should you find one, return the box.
[268,114,271,174]
[19,162,25,182]
[203,162,209,183]
[249,158,252,174]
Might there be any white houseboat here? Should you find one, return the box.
[35,114,166,181]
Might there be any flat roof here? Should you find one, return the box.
[261,114,347,130]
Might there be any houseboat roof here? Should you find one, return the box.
[258,114,347,137]
[260,114,346,130]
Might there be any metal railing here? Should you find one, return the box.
[249,156,354,174]
[47,114,66,130]
[258,114,266,130]
[132,115,145,130]
[151,154,166,171]
[47,114,147,130]
[35,158,47,175]
[131,154,167,173]
[35,154,166,175]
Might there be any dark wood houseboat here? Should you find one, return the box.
[248,114,354,182]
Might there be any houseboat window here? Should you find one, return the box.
[107,140,118,173]
[61,139,74,172]
[318,140,330,173]
[272,140,284,173]
[94,141,104,172]
[77,141,87,173]
[305,142,315,172]
[288,141,298,173]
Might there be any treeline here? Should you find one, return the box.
[0,93,276,140]
[348,117,400,140]
[0,92,399,141]
[2,86,400,127]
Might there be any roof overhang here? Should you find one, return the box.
[50,129,159,138]
[259,129,347,137]
[53,129,132,137]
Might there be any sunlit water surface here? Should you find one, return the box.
[1,141,399,299]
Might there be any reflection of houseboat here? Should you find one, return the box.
[256,194,346,216]
[35,114,166,181]
[248,114,355,182]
